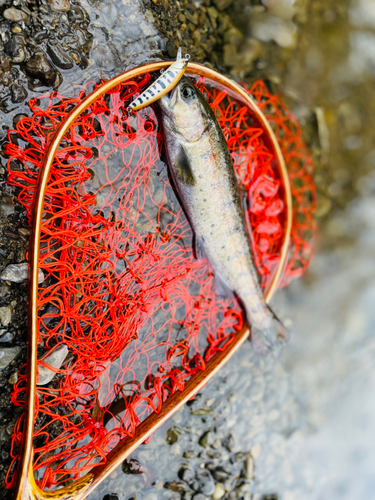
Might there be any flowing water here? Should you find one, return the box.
[0,0,374,499]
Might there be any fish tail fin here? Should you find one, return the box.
[250,306,290,355]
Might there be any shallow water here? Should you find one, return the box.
[1,0,375,498]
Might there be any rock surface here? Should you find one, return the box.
[0,346,21,370]
[0,263,44,284]
[37,344,69,386]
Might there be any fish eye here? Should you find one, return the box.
[182,85,196,99]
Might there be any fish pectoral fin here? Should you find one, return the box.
[175,145,196,185]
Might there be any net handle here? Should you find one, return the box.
[14,61,292,500]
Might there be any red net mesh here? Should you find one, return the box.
[5,76,315,490]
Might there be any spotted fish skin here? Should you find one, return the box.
[129,49,190,112]
[158,78,289,354]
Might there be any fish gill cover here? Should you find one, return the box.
[4,75,315,489]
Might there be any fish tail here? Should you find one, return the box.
[250,306,290,355]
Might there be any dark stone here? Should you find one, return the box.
[103,495,119,500]
[179,466,194,483]
[10,82,27,104]
[122,458,145,475]
[166,426,182,444]
[199,430,214,448]
[262,496,278,500]
[47,43,74,70]
[212,467,229,482]
[164,481,188,494]
[25,53,58,87]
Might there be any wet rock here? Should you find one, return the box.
[166,426,182,444]
[223,434,235,451]
[8,371,18,384]
[0,346,21,370]
[183,450,195,459]
[199,430,214,448]
[0,306,12,327]
[25,53,59,87]
[1,263,44,284]
[165,481,188,493]
[192,470,215,496]
[0,331,14,343]
[47,43,74,70]
[212,467,229,482]
[3,8,28,23]
[10,82,27,103]
[212,484,225,500]
[122,458,145,475]
[37,344,68,385]
[48,0,71,12]
[179,466,194,483]
[0,197,14,217]
[244,455,254,479]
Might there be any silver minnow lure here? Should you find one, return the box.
[158,77,289,354]
[128,48,190,112]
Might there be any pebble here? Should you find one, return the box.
[193,495,208,500]
[212,467,229,482]
[48,0,71,12]
[0,346,21,370]
[1,263,44,284]
[166,426,182,445]
[47,42,74,69]
[192,470,215,496]
[37,344,68,385]
[0,306,12,327]
[8,371,18,384]
[179,466,194,483]
[122,458,145,475]
[164,481,188,493]
[103,495,119,500]
[244,455,254,479]
[11,82,28,103]
[25,53,58,87]
[0,197,15,217]
[3,8,28,23]
[212,484,225,500]
[199,430,214,448]
[0,331,14,343]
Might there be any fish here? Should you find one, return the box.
[128,48,190,112]
[157,77,289,354]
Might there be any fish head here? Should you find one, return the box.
[158,77,210,143]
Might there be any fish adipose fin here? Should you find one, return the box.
[175,145,196,186]
[250,307,290,355]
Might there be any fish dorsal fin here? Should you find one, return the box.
[175,145,196,186]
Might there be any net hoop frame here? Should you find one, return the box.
[14,61,292,500]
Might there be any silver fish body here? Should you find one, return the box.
[158,78,288,353]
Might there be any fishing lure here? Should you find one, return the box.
[128,48,190,112]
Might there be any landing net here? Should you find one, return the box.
[5,75,315,489]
